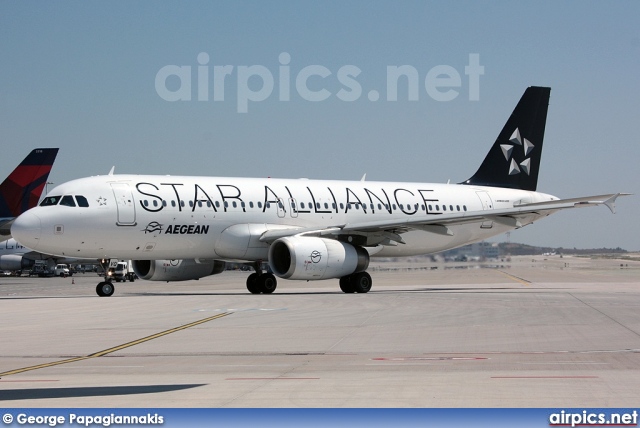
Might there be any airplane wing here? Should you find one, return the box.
[259,193,630,245]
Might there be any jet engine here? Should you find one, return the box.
[0,255,34,271]
[132,259,226,282]
[268,236,369,280]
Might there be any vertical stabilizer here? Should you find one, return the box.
[462,86,550,191]
[0,148,59,218]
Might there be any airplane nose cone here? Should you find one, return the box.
[11,210,42,250]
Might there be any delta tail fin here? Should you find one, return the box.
[462,86,551,191]
[0,148,59,219]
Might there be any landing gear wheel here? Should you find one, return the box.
[339,276,355,293]
[351,272,372,293]
[246,273,261,294]
[96,281,114,297]
[258,273,277,294]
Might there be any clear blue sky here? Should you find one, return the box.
[1,1,638,250]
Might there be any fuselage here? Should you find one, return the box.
[11,174,558,261]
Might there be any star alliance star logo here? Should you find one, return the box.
[97,196,107,206]
[500,128,534,176]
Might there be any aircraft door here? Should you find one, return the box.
[475,191,493,229]
[111,183,136,226]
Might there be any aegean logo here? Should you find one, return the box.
[155,52,484,113]
[309,250,322,263]
[142,221,163,234]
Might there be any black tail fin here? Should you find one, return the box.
[0,148,59,218]
[462,86,551,191]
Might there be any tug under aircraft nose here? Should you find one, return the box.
[11,210,42,250]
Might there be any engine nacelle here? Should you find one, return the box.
[269,236,369,280]
[132,259,226,282]
[0,255,34,271]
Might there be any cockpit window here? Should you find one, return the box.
[40,196,62,206]
[59,195,76,207]
[75,195,89,207]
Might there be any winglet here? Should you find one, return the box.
[108,166,115,176]
[601,193,631,214]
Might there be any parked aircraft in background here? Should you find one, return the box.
[11,88,628,297]
[0,148,59,241]
[0,237,94,274]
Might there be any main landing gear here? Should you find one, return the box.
[339,272,372,293]
[246,262,277,294]
[96,280,115,297]
[244,266,373,294]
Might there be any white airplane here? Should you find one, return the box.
[11,87,628,296]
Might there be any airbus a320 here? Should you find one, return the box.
[10,87,628,296]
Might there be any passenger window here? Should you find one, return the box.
[40,196,61,206]
[75,196,89,207]
[59,195,76,207]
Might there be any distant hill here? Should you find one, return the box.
[495,242,627,256]
[440,242,628,258]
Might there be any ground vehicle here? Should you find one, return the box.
[54,264,71,277]
[29,263,53,277]
[106,260,136,282]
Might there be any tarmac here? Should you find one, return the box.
[0,255,639,407]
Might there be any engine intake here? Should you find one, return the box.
[269,236,369,280]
